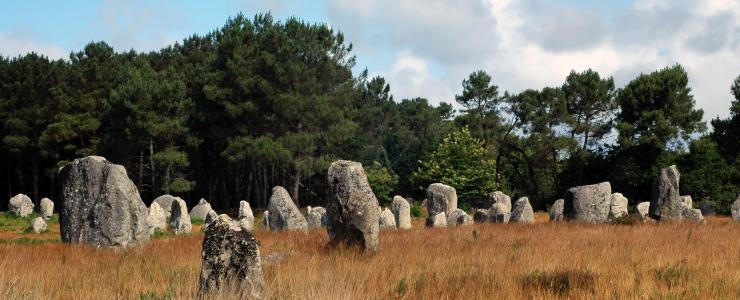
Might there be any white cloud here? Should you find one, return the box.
[0,33,67,60]
[380,51,455,103]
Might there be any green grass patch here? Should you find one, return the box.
[0,211,39,231]
[190,217,204,225]
[0,237,61,245]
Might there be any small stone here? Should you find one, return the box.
[446,208,472,226]
[680,195,693,208]
[267,186,308,231]
[305,206,327,229]
[474,209,489,223]
[610,193,629,219]
[681,203,705,224]
[39,197,54,219]
[170,197,192,235]
[731,196,740,222]
[426,212,447,228]
[510,197,534,224]
[391,196,412,229]
[30,217,47,233]
[190,198,213,221]
[9,193,34,217]
[549,199,564,222]
[261,211,269,230]
[487,191,511,212]
[378,208,397,230]
[238,200,255,231]
[489,203,511,223]
[147,202,167,234]
[636,202,651,220]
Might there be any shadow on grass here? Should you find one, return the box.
[521,269,597,295]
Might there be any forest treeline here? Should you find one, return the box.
[0,13,738,212]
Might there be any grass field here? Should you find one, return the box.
[0,212,738,299]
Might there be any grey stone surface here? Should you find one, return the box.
[549,199,564,222]
[474,209,489,223]
[510,197,534,224]
[488,191,511,212]
[238,200,255,231]
[262,211,269,230]
[489,203,510,223]
[426,183,457,216]
[426,212,447,228]
[205,210,218,227]
[610,193,629,219]
[731,196,740,222]
[57,156,149,247]
[565,182,612,223]
[650,165,682,221]
[267,186,308,231]
[147,202,167,234]
[153,195,176,218]
[30,217,47,233]
[170,197,192,235]
[391,196,411,230]
[378,208,397,230]
[39,197,54,219]
[190,198,212,221]
[198,214,264,299]
[681,203,705,224]
[699,201,716,216]
[636,202,651,220]
[446,208,472,226]
[680,195,693,208]
[305,206,327,229]
[9,193,34,217]
[327,160,381,252]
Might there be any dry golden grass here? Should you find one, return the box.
[0,213,739,299]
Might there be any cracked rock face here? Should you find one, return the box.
[565,182,612,223]
[327,160,380,252]
[199,214,265,299]
[57,156,149,247]
[650,165,682,221]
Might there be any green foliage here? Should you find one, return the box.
[365,161,399,207]
[412,127,499,207]
[410,203,423,218]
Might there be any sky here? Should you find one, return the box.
[1,0,739,121]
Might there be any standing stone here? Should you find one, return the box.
[9,193,34,217]
[699,201,716,216]
[170,197,192,235]
[426,212,447,228]
[391,196,411,229]
[489,203,511,223]
[327,160,381,252]
[650,165,682,221]
[57,156,149,247]
[564,182,612,223]
[680,195,693,208]
[549,199,564,222]
[305,206,328,229]
[511,197,535,223]
[681,203,705,224]
[153,195,177,218]
[636,202,651,220]
[378,208,397,230]
[610,193,629,219]
[474,209,490,223]
[447,208,472,226]
[199,215,264,299]
[147,202,167,234]
[731,196,740,222]
[488,191,512,212]
[426,183,457,216]
[267,186,308,231]
[190,199,212,220]
[261,211,269,230]
[205,210,218,227]
[39,197,54,219]
[30,217,47,233]
[238,200,255,231]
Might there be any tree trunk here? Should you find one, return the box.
[149,139,156,197]
[291,171,301,206]
[163,164,170,195]
[31,153,39,203]
[138,147,144,190]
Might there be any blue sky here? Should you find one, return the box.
[1,0,739,121]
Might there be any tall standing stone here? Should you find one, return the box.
[153,194,176,217]
[57,156,149,247]
[170,197,192,235]
[391,196,411,229]
[39,197,54,219]
[238,200,255,231]
[564,182,612,223]
[510,197,534,224]
[650,165,682,221]
[731,196,740,222]
[610,193,629,219]
[199,215,264,299]
[378,208,397,230]
[9,193,34,217]
[447,208,473,226]
[327,160,381,252]
[267,186,308,231]
[549,199,564,222]
[190,198,212,220]
[426,183,457,216]
[147,202,167,234]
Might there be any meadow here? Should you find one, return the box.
[0,212,738,299]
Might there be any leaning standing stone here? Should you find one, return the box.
[57,156,149,247]
[650,165,682,221]
[147,202,167,234]
[426,183,457,217]
[9,193,34,217]
[489,203,511,223]
[426,212,447,228]
[549,199,564,222]
[510,197,534,224]
[170,197,192,235]
[447,208,472,226]
[30,217,47,233]
[199,215,264,299]
[190,198,212,221]
[379,208,397,230]
[267,186,308,231]
[565,182,612,223]
[731,196,740,222]
[609,193,629,219]
[39,197,54,219]
[327,160,381,252]
[391,196,411,229]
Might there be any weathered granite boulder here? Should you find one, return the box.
[510,197,534,224]
[327,160,381,252]
[39,197,54,219]
[198,215,264,299]
[447,208,472,226]
[731,196,740,222]
[305,206,327,229]
[699,201,716,216]
[488,191,511,212]
[9,193,34,217]
[549,199,564,222]
[681,203,705,224]
[170,197,192,235]
[636,202,651,220]
[474,209,489,223]
[30,217,47,233]
[426,183,457,216]
[489,203,511,223]
[564,182,612,223]
[680,195,693,208]
[610,193,629,219]
[391,196,411,229]
[153,195,176,217]
[426,212,447,228]
[238,200,255,231]
[650,165,682,221]
[147,202,167,234]
[378,208,397,230]
[267,186,308,231]
[57,156,149,247]
[190,199,212,221]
